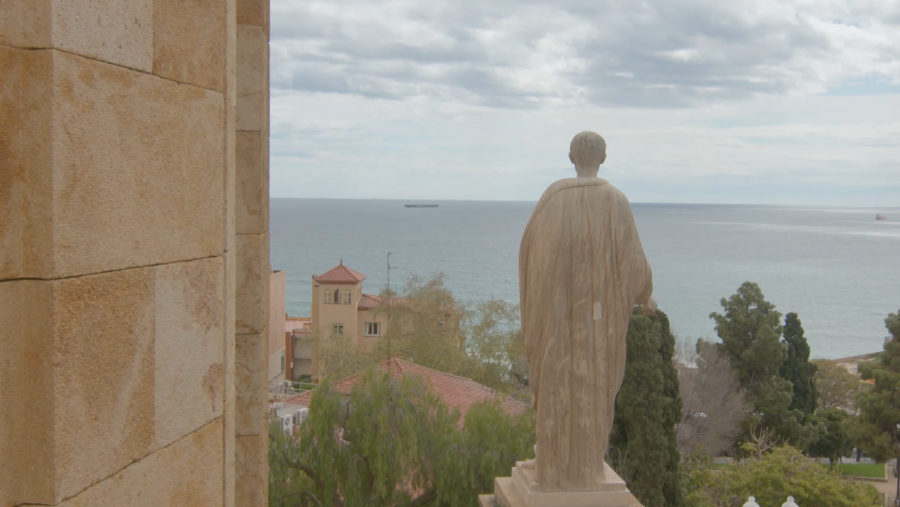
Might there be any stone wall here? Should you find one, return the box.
[0,1,270,505]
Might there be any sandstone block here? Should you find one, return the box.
[236,332,267,436]
[0,280,55,506]
[0,47,53,281]
[51,51,225,278]
[236,434,267,507]
[153,0,226,92]
[237,0,268,30]
[225,113,236,251]
[51,0,153,72]
[236,233,269,334]
[236,24,267,132]
[51,419,224,507]
[154,258,225,448]
[52,268,156,501]
[0,0,51,48]
[223,246,237,505]
[236,131,268,234]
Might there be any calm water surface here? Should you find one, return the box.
[271,199,900,359]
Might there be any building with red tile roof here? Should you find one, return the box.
[312,260,367,285]
[303,261,394,381]
[284,358,529,424]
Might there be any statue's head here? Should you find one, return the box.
[568,131,607,177]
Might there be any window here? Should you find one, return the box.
[344,290,351,305]
[364,322,381,336]
[324,290,332,304]
[280,350,285,372]
[332,324,344,337]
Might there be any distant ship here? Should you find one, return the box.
[405,204,439,208]
[876,214,887,221]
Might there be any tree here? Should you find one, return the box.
[370,273,529,398]
[309,331,373,381]
[806,408,854,466]
[373,273,474,377]
[462,297,529,400]
[779,313,818,416]
[709,283,819,446]
[268,368,535,507]
[813,359,858,411]
[683,445,881,507]
[710,282,785,388]
[848,309,900,503]
[609,308,683,507]
[676,340,752,457]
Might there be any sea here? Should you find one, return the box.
[271,199,900,360]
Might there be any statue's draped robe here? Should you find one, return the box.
[519,178,652,491]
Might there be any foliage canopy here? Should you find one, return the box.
[682,445,880,507]
[779,313,818,416]
[609,308,683,507]
[849,309,900,464]
[268,368,535,507]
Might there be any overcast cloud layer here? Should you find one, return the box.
[269,0,900,205]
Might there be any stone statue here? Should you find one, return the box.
[518,131,655,492]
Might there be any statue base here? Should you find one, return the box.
[478,462,643,507]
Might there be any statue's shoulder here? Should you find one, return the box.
[538,177,616,203]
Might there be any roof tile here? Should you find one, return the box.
[314,261,367,284]
[284,358,529,424]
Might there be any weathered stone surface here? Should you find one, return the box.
[51,0,153,72]
[0,47,53,281]
[236,131,268,234]
[0,281,55,507]
[53,268,156,501]
[235,434,267,507]
[223,247,237,507]
[236,233,269,334]
[237,0,268,30]
[154,258,225,448]
[236,333,267,436]
[153,0,226,92]
[519,131,654,491]
[50,419,224,507]
[236,24,267,132]
[225,113,236,251]
[51,51,224,278]
[0,0,51,48]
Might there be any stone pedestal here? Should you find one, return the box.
[479,462,643,507]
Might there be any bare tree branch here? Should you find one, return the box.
[675,340,752,456]
[408,488,437,507]
[270,430,345,507]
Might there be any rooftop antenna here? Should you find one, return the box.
[386,252,398,295]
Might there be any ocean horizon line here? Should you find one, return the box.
[270,197,899,210]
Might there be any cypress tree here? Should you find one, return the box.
[778,312,818,416]
[609,308,683,507]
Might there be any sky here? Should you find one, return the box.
[269,0,900,206]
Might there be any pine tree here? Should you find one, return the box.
[849,309,900,502]
[710,282,785,387]
[779,313,818,416]
[609,308,683,507]
[709,284,821,447]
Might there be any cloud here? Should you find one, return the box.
[267,0,900,206]
[271,0,900,108]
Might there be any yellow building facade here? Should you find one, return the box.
[309,261,391,379]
